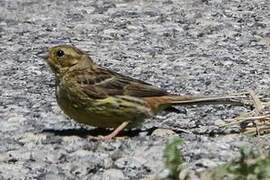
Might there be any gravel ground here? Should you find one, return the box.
[1,0,270,179]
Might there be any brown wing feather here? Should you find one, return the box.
[76,66,168,99]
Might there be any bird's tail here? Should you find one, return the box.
[143,93,250,110]
[167,95,249,105]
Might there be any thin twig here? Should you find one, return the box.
[249,90,263,114]
[221,115,270,127]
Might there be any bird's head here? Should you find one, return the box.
[45,45,93,75]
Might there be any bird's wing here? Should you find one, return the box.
[76,67,168,99]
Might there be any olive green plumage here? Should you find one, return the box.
[45,45,247,139]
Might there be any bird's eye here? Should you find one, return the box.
[56,50,65,57]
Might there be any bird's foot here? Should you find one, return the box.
[87,134,115,141]
[87,121,129,141]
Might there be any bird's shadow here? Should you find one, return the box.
[42,127,158,138]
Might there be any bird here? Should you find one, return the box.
[44,45,248,140]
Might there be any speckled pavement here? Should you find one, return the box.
[1,0,270,179]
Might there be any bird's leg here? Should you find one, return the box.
[90,121,129,140]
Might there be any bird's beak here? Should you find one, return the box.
[39,53,48,60]
[37,47,49,60]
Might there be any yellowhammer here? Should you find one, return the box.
[44,45,247,140]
